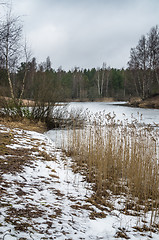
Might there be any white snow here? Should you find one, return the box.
[0,124,158,239]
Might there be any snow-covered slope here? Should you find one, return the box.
[0,124,158,239]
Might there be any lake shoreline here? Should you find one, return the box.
[66,95,159,109]
[125,95,159,109]
[1,95,159,109]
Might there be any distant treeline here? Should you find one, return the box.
[0,23,159,102]
[0,56,159,102]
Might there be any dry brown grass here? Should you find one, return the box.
[0,97,35,107]
[64,113,159,225]
[0,117,46,133]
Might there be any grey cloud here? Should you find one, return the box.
[12,0,159,70]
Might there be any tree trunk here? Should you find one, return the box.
[19,70,27,101]
[6,65,14,99]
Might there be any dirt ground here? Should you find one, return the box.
[128,95,159,109]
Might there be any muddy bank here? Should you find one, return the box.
[127,95,159,109]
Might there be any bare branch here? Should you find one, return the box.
[0,6,25,99]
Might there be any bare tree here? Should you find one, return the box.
[96,62,110,97]
[128,35,150,98]
[148,26,159,85]
[96,63,105,97]
[46,56,52,71]
[19,40,31,101]
[128,26,159,98]
[0,8,30,101]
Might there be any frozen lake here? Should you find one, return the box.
[46,102,159,147]
[67,101,159,125]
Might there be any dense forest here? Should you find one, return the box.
[0,7,159,103]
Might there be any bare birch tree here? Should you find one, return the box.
[148,26,159,85]
[128,35,150,98]
[0,8,30,101]
[96,62,110,97]
[128,26,159,98]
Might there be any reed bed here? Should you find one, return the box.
[63,112,159,226]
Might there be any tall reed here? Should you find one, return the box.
[64,112,159,225]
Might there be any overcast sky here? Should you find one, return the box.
[4,0,159,70]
